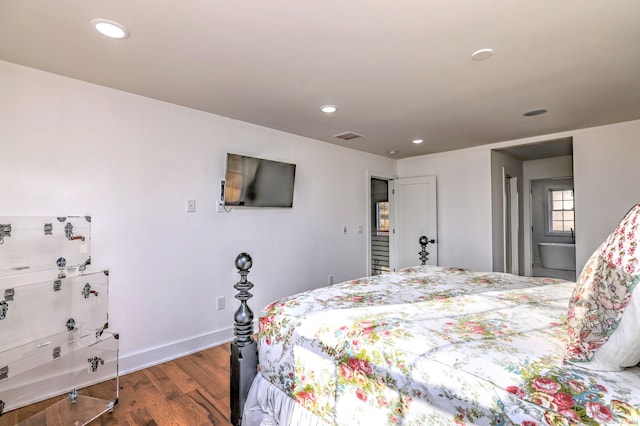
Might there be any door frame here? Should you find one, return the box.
[502,170,519,274]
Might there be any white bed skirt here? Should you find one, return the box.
[242,373,329,426]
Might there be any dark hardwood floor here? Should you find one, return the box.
[1,343,233,426]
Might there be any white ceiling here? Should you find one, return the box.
[1,1,639,159]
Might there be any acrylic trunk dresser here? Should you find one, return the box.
[0,216,119,425]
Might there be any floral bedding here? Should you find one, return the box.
[258,265,640,425]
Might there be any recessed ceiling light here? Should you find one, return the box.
[471,48,494,61]
[91,19,129,39]
[388,150,398,155]
[523,109,548,117]
[321,105,338,114]
[412,139,424,144]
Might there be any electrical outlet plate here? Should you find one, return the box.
[217,296,225,310]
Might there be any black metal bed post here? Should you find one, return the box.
[230,253,258,426]
[419,235,435,265]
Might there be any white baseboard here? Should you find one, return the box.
[118,326,235,375]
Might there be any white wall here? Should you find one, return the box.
[397,148,494,271]
[572,121,640,270]
[490,150,524,273]
[398,120,640,276]
[0,60,395,372]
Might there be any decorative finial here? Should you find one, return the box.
[418,235,435,265]
[233,253,255,347]
[235,253,253,272]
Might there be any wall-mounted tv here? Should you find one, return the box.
[224,153,296,207]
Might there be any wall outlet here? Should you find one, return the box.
[217,296,225,310]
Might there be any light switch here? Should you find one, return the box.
[186,199,196,213]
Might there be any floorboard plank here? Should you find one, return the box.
[2,344,234,426]
[155,359,200,394]
[171,353,230,417]
[187,388,230,425]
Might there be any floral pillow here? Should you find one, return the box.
[565,202,640,370]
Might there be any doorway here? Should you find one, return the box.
[368,175,439,275]
[491,137,574,278]
[370,177,390,275]
[530,178,576,281]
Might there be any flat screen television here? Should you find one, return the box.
[224,153,296,207]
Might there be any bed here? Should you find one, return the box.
[231,203,640,425]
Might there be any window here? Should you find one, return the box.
[549,189,574,233]
[375,202,389,235]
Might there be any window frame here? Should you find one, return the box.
[375,201,390,236]
[545,184,574,237]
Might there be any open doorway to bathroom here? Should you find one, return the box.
[530,178,576,280]
[491,137,575,280]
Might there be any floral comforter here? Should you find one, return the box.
[258,266,640,425]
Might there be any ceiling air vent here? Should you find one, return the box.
[333,131,363,141]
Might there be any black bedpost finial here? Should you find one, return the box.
[230,253,258,426]
[233,252,254,347]
[418,235,435,265]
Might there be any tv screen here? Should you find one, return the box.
[224,153,296,207]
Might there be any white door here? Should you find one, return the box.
[390,176,438,270]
